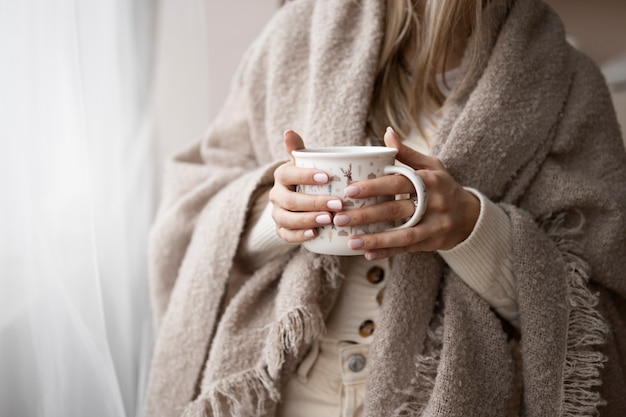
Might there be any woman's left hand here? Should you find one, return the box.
[340,127,480,261]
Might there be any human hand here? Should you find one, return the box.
[269,130,344,243]
[339,127,480,260]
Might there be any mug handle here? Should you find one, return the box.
[383,165,427,231]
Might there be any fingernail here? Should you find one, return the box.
[344,185,360,198]
[304,229,315,238]
[365,251,380,261]
[313,173,328,183]
[348,238,364,249]
[333,214,350,226]
[327,200,342,210]
[386,126,393,134]
[315,214,331,225]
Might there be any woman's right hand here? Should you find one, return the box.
[269,130,344,243]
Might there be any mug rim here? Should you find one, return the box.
[292,146,397,159]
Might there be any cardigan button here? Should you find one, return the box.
[359,320,375,337]
[347,353,366,373]
[366,266,385,284]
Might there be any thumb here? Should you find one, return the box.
[383,126,443,170]
[283,129,305,162]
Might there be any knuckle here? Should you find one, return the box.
[389,175,408,189]
[438,215,454,233]
[349,209,367,225]
[428,171,443,188]
[388,201,406,219]
[276,226,288,242]
[274,163,287,181]
[298,213,315,229]
[400,228,416,246]
[283,193,300,211]
[273,211,287,228]
[365,234,382,248]
[315,196,333,211]
[427,194,447,212]
[277,227,297,244]
[299,167,320,184]
[268,187,279,204]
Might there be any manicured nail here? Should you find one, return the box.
[333,214,350,226]
[386,126,393,135]
[365,251,380,261]
[313,173,328,183]
[304,229,315,238]
[348,238,365,249]
[344,185,360,198]
[327,200,343,210]
[315,214,331,225]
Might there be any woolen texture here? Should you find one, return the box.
[145,0,626,416]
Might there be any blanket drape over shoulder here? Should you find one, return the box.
[145,0,626,416]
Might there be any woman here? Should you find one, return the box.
[145,0,626,416]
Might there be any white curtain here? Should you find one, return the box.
[0,1,155,416]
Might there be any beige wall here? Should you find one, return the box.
[546,0,626,143]
[151,1,279,176]
[545,0,626,64]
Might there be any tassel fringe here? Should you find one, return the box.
[540,211,609,416]
[310,252,344,288]
[263,307,326,378]
[183,252,336,416]
[182,367,279,417]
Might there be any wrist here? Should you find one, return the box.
[459,187,481,244]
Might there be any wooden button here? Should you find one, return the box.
[366,266,385,284]
[359,320,375,337]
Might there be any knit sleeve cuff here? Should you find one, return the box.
[438,188,519,325]
[238,190,296,268]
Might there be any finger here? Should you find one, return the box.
[333,199,416,227]
[362,237,442,261]
[284,129,305,163]
[384,126,445,171]
[272,202,334,229]
[347,216,442,251]
[343,174,415,199]
[269,182,343,212]
[276,225,318,243]
[274,162,332,188]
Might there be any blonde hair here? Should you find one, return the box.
[368,0,488,143]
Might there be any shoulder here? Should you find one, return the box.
[568,47,615,108]
[561,46,619,137]
[550,45,625,169]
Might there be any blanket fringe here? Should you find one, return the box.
[310,252,344,288]
[182,366,279,417]
[562,254,609,416]
[263,307,326,378]
[540,211,609,416]
[182,254,336,417]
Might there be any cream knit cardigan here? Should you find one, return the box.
[145,0,626,416]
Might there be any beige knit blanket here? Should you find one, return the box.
[145,0,626,416]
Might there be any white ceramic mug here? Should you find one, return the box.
[292,146,426,255]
